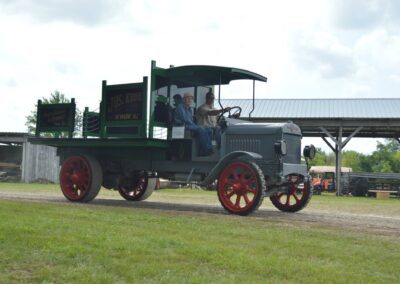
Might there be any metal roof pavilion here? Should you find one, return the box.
[220,98,400,195]
[221,98,400,138]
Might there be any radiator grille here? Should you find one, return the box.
[228,137,261,153]
[283,134,301,163]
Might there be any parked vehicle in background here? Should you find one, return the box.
[342,172,400,197]
[309,166,352,195]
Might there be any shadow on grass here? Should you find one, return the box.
[92,198,228,215]
[86,198,400,236]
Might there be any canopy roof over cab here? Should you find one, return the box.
[161,65,267,87]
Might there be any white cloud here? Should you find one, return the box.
[348,83,372,97]
[354,30,400,70]
[331,0,384,29]
[389,74,400,82]
[0,0,129,26]
[291,30,354,79]
[352,30,400,94]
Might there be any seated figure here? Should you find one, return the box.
[174,92,213,156]
[196,91,231,148]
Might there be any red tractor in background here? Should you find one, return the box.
[310,166,352,195]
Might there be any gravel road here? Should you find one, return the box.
[1,190,399,237]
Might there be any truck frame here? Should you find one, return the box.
[30,60,315,215]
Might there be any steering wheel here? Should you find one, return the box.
[229,106,242,119]
[217,106,242,122]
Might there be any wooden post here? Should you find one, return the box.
[142,76,148,138]
[100,80,107,138]
[320,126,362,196]
[336,127,343,195]
[35,100,42,137]
[83,107,89,138]
[69,98,75,138]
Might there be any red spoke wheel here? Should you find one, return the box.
[59,155,102,202]
[270,177,313,212]
[118,174,155,201]
[217,160,265,215]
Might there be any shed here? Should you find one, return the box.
[0,132,59,183]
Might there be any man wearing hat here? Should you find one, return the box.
[196,91,231,148]
[174,92,213,156]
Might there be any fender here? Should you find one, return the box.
[200,151,263,186]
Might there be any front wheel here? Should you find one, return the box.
[270,176,312,212]
[217,159,265,215]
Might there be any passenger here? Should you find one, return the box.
[154,95,169,122]
[172,94,183,107]
[174,92,213,156]
[196,91,231,148]
[168,94,182,123]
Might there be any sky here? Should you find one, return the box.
[1,0,400,154]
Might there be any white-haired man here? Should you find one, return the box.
[174,92,213,156]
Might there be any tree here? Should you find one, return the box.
[308,148,335,167]
[342,150,365,172]
[365,139,400,173]
[25,90,82,137]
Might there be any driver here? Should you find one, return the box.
[196,91,231,148]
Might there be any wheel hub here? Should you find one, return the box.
[70,172,82,184]
[231,182,246,195]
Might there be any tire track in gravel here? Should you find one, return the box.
[1,191,399,236]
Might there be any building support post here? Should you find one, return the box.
[319,126,362,196]
[21,141,27,183]
[335,127,343,195]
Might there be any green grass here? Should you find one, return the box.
[0,183,399,283]
[309,193,400,216]
[0,200,399,283]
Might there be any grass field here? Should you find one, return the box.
[0,183,399,283]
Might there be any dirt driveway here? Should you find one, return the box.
[0,190,399,237]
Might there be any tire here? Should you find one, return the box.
[270,176,313,213]
[118,173,156,201]
[217,159,265,216]
[59,155,102,202]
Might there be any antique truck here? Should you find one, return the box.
[30,60,315,215]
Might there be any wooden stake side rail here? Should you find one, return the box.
[27,137,169,149]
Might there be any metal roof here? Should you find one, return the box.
[220,98,400,119]
[219,98,400,138]
[0,132,31,144]
[309,166,352,173]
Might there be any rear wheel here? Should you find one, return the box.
[217,160,265,215]
[270,176,312,212]
[59,155,102,202]
[118,172,155,201]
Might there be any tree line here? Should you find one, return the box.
[309,139,400,173]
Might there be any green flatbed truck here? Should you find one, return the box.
[30,60,315,215]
